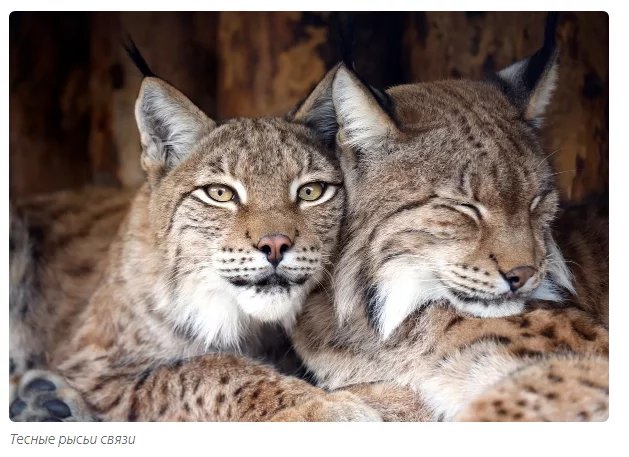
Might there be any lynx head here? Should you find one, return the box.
[332,14,575,338]
[127,41,343,348]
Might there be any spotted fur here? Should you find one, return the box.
[9,61,386,421]
[292,14,608,422]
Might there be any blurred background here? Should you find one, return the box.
[9,11,608,203]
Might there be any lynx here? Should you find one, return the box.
[9,42,385,422]
[10,15,608,422]
[290,13,609,421]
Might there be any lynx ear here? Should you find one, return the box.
[135,77,216,185]
[125,36,216,185]
[289,12,361,147]
[490,12,560,127]
[290,64,341,147]
[332,65,398,154]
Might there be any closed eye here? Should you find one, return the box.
[529,190,559,227]
[456,202,483,220]
[530,196,541,211]
[439,198,484,221]
[432,203,481,224]
[530,189,556,212]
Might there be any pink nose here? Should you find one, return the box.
[257,234,293,266]
[504,266,537,291]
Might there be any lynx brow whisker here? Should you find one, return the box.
[550,169,576,177]
[535,148,563,170]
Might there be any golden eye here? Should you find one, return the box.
[298,182,325,201]
[205,184,235,202]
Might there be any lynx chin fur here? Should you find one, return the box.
[291,13,609,421]
[9,42,387,422]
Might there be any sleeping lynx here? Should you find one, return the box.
[9,42,384,422]
[291,13,609,421]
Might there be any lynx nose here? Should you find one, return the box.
[257,234,293,267]
[504,266,537,292]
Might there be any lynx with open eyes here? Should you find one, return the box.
[9,46,386,423]
[146,113,345,336]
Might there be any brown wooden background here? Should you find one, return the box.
[9,11,608,203]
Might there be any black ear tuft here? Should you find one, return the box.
[544,12,559,50]
[487,12,560,126]
[337,12,356,70]
[333,12,395,121]
[288,12,362,148]
[123,35,156,78]
[518,11,559,95]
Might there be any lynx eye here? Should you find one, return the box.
[298,182,325,201]
[458,203,481,215]
[452,202,483,220]
[205,184,235,202]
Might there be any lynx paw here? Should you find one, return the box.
[454,357,609,422]
[270,391,383,422]
[10,370,98,422]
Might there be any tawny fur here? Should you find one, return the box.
[10,22,608,422]
[291,44,608,422]
[454,355,608,422]
[10,188,135,376]
[9,68,386,422]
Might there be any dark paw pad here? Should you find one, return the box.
[25,378,57,394]
[10,399,26,418]
[11,369,99,422]
[43,399,72,418]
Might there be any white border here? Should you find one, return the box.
[3,3,625,456]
